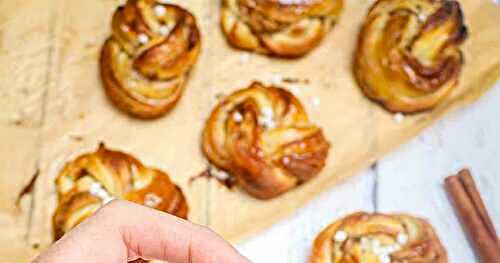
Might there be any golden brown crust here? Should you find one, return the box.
[353,0,467,113]
[221,0,343,57]
[52,143,188,240]
[100,0,201,118]
[202,82,330,199]
[310,212,448,263]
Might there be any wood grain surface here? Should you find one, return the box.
[0,0,499,260]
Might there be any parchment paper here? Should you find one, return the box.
[0,0,498,259]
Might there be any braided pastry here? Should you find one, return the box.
[100,0,201,118]
[353,0,468,113]
[221,0,343,57]
[202,82,330,199]
[311,212,447,263]
[53,143,188,240]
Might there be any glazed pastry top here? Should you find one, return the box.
[203,82,330,199]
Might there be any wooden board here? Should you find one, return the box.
[0,0,499,258]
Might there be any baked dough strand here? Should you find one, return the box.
[354,0,467,113]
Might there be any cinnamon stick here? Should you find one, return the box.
[444,169,500,263]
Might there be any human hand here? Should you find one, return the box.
[34,200,250,263]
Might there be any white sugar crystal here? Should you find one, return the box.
[378,246,391,256]
[387,244,401,253]
[264,119,275,127]
[258,117,276,129]
[334,231,348,242]
[261,107,273,117]
[312,97,321,106]
[360,237,370,250]
[380,255,391,263]
[144,193,163,207]
[373,245,383,255]
[397,233,408,245]
[356,236,401,263]
[89,182,103,196]
[372,239,381,249]
[159,25,170,36]
[239,53,250,64]
[138,33,149,44]
[154,5,166,17]
[259,107,276,129]
[394,112,404,123]
[233,112,243,122]
[89,182,113,204]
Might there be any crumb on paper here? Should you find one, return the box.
[393,112,404,123]
[69,134,84,142]
[16,169,40,207]
[84,42,96,49]
[282,77,310,84]
[12,119,24,126]
[239,53,250,64]
[215,92,226,100]
[209,166,230,181]
[312,97,320,106]
[269,74,282,86]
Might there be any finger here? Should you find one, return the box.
[34,200,250,263]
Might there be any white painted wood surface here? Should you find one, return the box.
[237,83,500,262]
